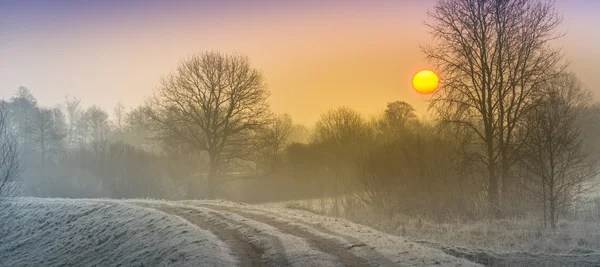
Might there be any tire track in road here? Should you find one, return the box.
[132,203,272,267]
[204,210,290,266]
[222,205,401,267]
[202,204,383,267]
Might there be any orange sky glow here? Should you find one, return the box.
[1,0,598,126]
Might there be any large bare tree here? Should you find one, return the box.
[147,51,271,198]
[423,0,566,216]
[521,73,598,228]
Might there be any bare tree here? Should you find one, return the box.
[253,113,294,173]
[288,124,310,144]
[146,51,271,198]
[521,73,598,228]
[375,101,419,142]
[64,95,82,147]
[383,101,417,128]
[0,102,22,201]
[312,107,371,215]
[423,0,566,216]
[50,107,68,158]
[26,107,66,169]
[9,87,38,145]
[312,107,371,146]
[355,131,465,220]
[114,101,126,132]
[124,106,153,150]
[81,105,111,144]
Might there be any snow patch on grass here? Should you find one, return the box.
[0,197,237,267]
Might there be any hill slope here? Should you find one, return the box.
[0,198,480,267]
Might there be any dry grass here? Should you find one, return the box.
[282,198,600,255]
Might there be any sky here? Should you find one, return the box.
[1,0,599,126]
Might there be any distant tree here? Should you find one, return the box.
[312,107,370,147]
[375,101,418,141]
[312,107,371,215]
[0,102,22,201]
[26,107,66,168]
[50,107,68,157]
[124,106,153,150]
[521,73,598,228]
[113,101,125,132]
[312,107,372,168]
[8,87,38,144]
[384,101,417,128]
[64,95,82,147]
[288,124,310,144]
[147,51,271,198]
[355,126,471,221]
[253,114,294,173]
[81,105,111,144]
[423,0,566,216]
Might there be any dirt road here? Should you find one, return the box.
[128,201,478,267]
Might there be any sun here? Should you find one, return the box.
[412,70,439,94]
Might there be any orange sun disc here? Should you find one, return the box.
[412,70,439,94]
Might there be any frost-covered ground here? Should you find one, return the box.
[3,198,599,267]
[1,197,480,267]
[0,198,237,267]
[266,198,600,266]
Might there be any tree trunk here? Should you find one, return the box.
[41,142,46,170]
[550,188,556,229]
[206,152,219,199]
[500,156,510,211]
[487,131,499,218]
[543,179,547,228]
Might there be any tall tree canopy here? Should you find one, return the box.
[147,51,271,198]
[423,0,566,216]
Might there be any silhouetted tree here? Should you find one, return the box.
[253,114,293,173]
[124,106,153,150]
[375,101,419,142]
[424,0,566,217]
[288,124,310,144]
[311,107,372,215]
[147,51,271,198]
[313,107,370,146]
[64,95,82,147]
[26,107,66,168]
[113,101,125,132]
[0,102,22,201]
[8,87,38,145]
[81,105,111,144]
[521,73,598,228]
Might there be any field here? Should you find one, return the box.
[2,197,599,266]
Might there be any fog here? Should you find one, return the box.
[2,1,600,266]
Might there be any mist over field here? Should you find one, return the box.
[2,0,600,266]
